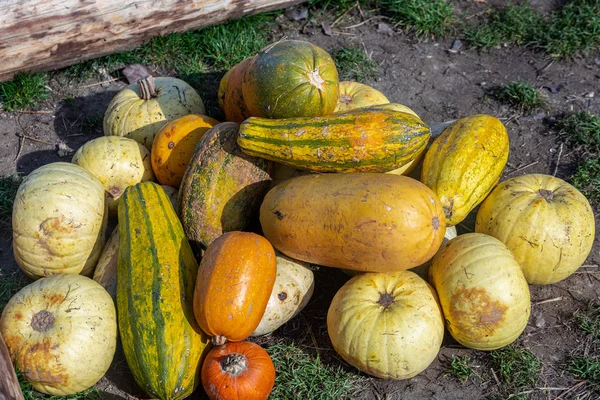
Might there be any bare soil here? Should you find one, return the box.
[1,2,599,399]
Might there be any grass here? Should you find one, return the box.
[490,345,541,392]
[568,356,600,383]
[446,355,476,383]
[0,175,22,236]
[332,47,379,82]
[267,342,359,400]
[491,80,547,113]
[557,111,600,151]
[17,370,101,400]
[0,72,49,111]
[575,298,600,340]
[379,0,456,38]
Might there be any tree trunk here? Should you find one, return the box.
[0,332,24,400]
[0,0,304,81]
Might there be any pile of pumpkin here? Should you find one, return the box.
[0,39,596,400]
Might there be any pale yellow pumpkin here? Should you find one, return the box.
[0,274,117,396]
[327,271,444,379]
[104,76,205,149]
[429,233,531,350]
[92,226,119,299]
[251,253,314,336]
[475,174,595,285]
[368,103,419,118]
[12,162,107,279]
[333,81,389,112]
[72,136,154,214]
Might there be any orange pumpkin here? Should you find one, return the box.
[201,341,275,400]
[224,57,254,123]
[151,114,219,187]
[218,68,233,111]
[193,231,277,345]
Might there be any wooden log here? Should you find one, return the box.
[0,0,305,82]
[0,331,24,400]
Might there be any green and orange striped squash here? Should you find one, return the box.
[117,182,210,400]
[238,108,430,173]
[242,40,339,119]
[420,114,509,226]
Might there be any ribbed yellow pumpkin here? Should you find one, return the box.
[104,76,205,149]
[12,163,107,278]
[429,233,531,350]
[72,136,154,214]
[475,174,595,285]
[421,114,509,226]
[327,271,444,379]
[333,81,389,112]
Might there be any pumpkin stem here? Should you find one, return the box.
[307,69,325,91]
[220,353,248,377]
[340,94,353,104]
[377,292,395,309]
[212,335,227,346]
[31,310,55,332]
[538,189,555,201]
[138,76,158,100]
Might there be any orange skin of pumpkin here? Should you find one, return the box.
[201,341,275,400]
[224,57,254,123]
[193,231,277,345]
[151,114,219,187]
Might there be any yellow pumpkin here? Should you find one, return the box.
[151,114,219,187]
[72,136,154,214]
[475,174,595,285]
[333,81,389,112]
[251,253,314,336]
[12,163,107,279]
[429,233,531,350]
[368,103,419,118]
[327,271,444,379]
[104,76,205,149]
[0,274,117,396]
[421,114,509,226]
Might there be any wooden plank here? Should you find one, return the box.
[0,0,304,81]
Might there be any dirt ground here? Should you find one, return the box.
[1,2,599,399]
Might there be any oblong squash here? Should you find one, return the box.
[260,173,446,272]
[420,114,509,226]
[238,109,430,173]
[333,81,389,113]
[193,231,277,345]
[117,182,210,400]
[251,253,314,336]
[179,122,272,251]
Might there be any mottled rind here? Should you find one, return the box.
[0,275,116,396]
[242,40,339,119]
[179,122,273,251]
[333,81,389,113]
[429,233,531,350]
[104,77,205,150]
[421,114,509,226]
[260,173,446,272]
[12,162,107,279]
[327,271,444,379]
[475,174,595,285]
[238,108,430,173]
[117,182,210,400]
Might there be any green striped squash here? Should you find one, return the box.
[237,108,430,172]
[117,182,210,400]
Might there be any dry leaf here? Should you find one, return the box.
[122,64,153,84]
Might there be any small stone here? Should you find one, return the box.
[57,143,74,158]
[584,92,595,98]
[321,22,333,37]
[534,314,546,328]
[595,58,600,65]
[480,82,487,86]
[377,23,394,35]
[285,7,308,21]
[420,71,426,76]
[447,39,463,54]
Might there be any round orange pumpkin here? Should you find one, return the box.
[333,81,389,112]
[242,40,339,118]
[193,231,277,345]
[218,68,234,111]
[429,233,531,350]
[201,341,275,400]
[475,174,595,285]
[151,114,219,187]
[224,57,254,123]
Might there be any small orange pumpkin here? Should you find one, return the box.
[224,57,254,123]
[151,114,219,187]
[201,341,275,400]
[193,231,277,345]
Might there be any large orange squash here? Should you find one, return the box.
[475,174,595,285]
[260,173,446,272]
[193,231,277,345]
[429,233,531,350]
[224,57,254,123]
[242,40,339,119]
[151,114,219,187]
